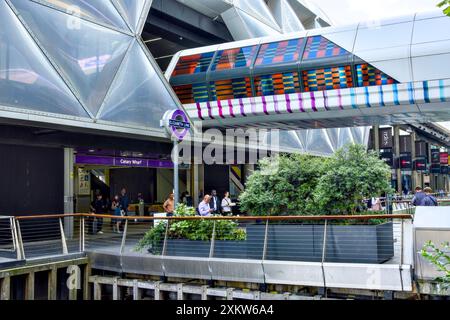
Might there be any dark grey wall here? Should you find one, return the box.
[109,168,157,204]
[0,143,63,216]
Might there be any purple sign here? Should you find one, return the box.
[75,155,174,168]
[163,109,190,141]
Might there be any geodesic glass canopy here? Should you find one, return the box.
[0,0,180,137]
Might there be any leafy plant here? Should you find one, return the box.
[239,144,393,216]
[438,0,450,16]
[136,203,246,253]
[314,144,393,215]
[239,153,328,215]
[421,241,450,288]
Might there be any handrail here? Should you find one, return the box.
[14,213,413,221]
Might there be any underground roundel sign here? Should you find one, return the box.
[162,109,191,141]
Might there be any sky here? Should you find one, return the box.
[310,0,438,25]
[309,0,450,130]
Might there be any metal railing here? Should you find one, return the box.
[0,213,414,268]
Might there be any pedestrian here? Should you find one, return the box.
[371,197,382,211]
[163,193,175,216]
[221,191,236,215]
[111,195,122,233]
[181,191,193,207]
[90,194,106,235]
[423,187,438,206]
[411,186,426,206]
[198,195,213,216]
[209,190,221,214]
[119,188,130,216]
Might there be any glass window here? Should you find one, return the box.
[356,64,397,86]
[172,52,215,76]
[255,39,305,66]
[254,72,301,96]
[173,83,209,104]
[303,36,349,60]
[302,66,353,92]
[211,46,258,71]
[210,78,252,101]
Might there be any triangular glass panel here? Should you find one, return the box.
[0,0,89,117]
[32,0,129,31]
[112,0,149,33]
[305,129,334,155]
[98,40,178,129]
[11,0,134,116]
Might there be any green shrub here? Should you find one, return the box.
[421,241,450,288]
[239,144,393,216]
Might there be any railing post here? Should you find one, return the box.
[321,220,328,263]
[209,221,216,258]
[59,218,69,255]
[15,219,25,260]
[120,219,128,255]
[400,219,404,266]
[262,219,269,260]
[320,220,328,294]
[9,217,16,252]
[162,219,170,256]
[79,217,85,252]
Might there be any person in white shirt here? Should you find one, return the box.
[198,195,213,216]
[221,191,236,215]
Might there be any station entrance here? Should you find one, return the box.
[73,148,188,216]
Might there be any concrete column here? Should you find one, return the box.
[373,125,380,152]
[1,277,11,300]
[83,264,91,301]
[93,278,101,300]
[411,132,417,189]
[25,272,35,300]
[154,281,161,300]
[64,148,74,239]
[393,126,402,194]
[112,277,121,301]
[48,267,57,300]
[133,280,141,300]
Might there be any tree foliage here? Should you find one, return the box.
[239,144,393,216]
[421,241,450,288]
[314,144,393,214]
[438,0,450,16]
[239,154,328,215]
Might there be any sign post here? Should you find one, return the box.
[161,110,191,208]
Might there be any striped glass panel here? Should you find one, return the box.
[254,72,301,96]
[302,66,353,91]
[210,78,252,101]
[356,64,397,86]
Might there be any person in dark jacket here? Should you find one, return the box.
[422,187,438,206]
[209,190,221,214]
[90,194,107,234]
[411,186,427,206]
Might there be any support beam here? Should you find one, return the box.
[1,277,11,300]
[64,148,74,239]
[133,280,141,301]
[154,281,161,300]
[394,126,402,194]
[93,277,102,301]
[113,277,121,301]
[25,272,35,300]
[48,267,57,300]
[83,264,91,301]
[373,125,380,152]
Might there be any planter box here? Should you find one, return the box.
[248,222,394,264]
[147,222,394,264]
